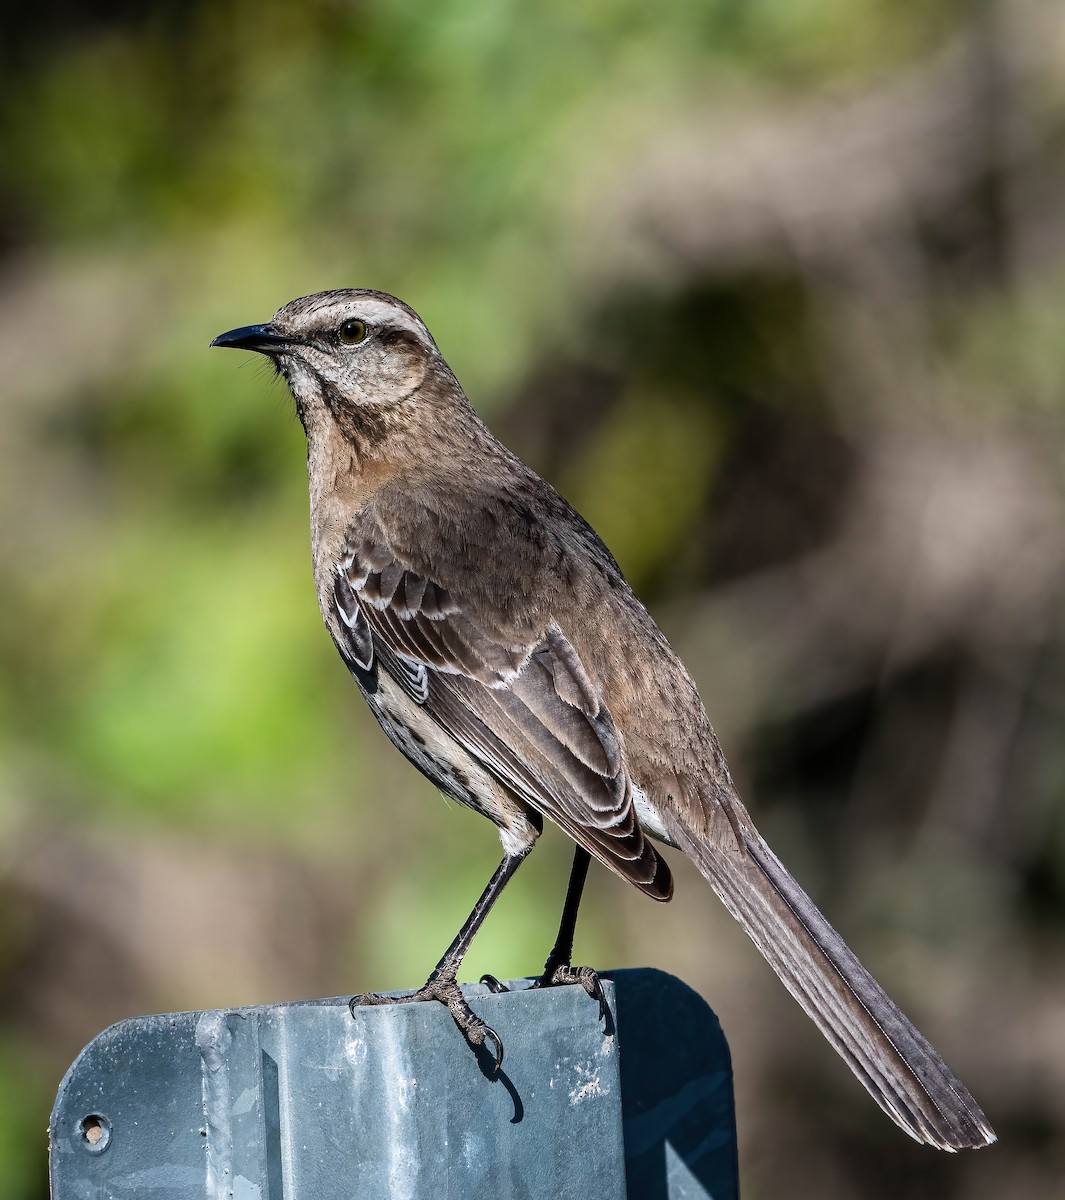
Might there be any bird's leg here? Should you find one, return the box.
[350,851,528,1070]
[482,846,609,1023]
[533,847,609,1020]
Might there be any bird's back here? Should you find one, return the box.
[351,450,746,851]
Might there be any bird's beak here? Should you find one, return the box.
[210,323,298,354]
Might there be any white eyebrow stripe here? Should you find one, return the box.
[305,299,430,342]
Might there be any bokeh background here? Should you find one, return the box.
[2,2,1064,1195]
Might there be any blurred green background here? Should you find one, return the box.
[2,1,1064,1195]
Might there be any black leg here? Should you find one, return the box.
[540,846,591,975]
[429,852,528,981]
[350,850,529,1070]
[534,847,608,1020]
[482,846,609,1023]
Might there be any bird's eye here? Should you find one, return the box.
[338,318,368,345]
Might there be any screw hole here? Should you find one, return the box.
[79,1114,111,1153]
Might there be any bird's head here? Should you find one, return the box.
[212,289,448,444]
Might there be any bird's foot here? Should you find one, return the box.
[534,962,610,1023]
[480,961,609,1024]
[350,973,504,1071]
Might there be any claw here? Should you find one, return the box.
[482,1024,505,1071]
[576,969,609,1024]
[349,991,389,1017]
[479,973,508,993]
[593,983,610,1025]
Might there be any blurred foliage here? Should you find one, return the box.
[2,1,1064,1197]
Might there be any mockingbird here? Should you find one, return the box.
[213,289,994,1150]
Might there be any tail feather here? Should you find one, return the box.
[670,817,996,1150]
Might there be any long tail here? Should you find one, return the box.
[670,815,996,1150]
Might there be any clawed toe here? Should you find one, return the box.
[349,975,505,1070]
[479,973,509,994]
[534,963,610,1024]
[432,976,505,1069]
[474,1021,505,1071]
[348,991,394,1016]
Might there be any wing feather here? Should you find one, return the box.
[337,531,672,900]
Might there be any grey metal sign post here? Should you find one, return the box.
[50,968,738,1198]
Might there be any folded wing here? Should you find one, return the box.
[332,529,672,900]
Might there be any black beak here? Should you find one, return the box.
[210,323,297,354]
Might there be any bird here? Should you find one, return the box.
[212,288,995,1151]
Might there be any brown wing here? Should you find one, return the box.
[332,530,672,900]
